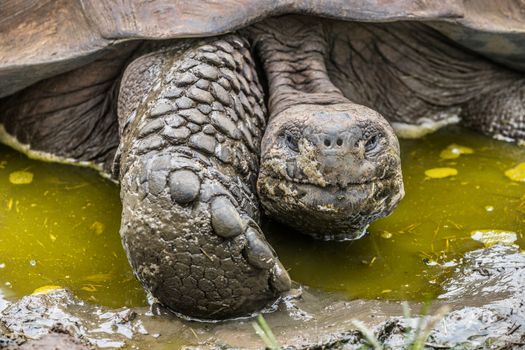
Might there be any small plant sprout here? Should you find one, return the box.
[351,320,383,350]
[253,314,281,350]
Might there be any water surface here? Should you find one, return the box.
[0,126,523,307]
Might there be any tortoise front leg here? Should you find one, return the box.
[117,35,290,320]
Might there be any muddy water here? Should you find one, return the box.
[0,126,523,310]
[0,151,146,309]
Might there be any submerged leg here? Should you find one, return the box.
[325,20,525,142]
[117,35,290,319]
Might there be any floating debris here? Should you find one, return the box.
[471,230,517,247]
[504,162,525,182]
[32,285,62,295]
[439,144,474,159]
[9,170,33,184]
[381,231,393,239]
[424,167,458,179]
[90,221,105,235]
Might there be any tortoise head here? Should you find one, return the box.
[257,103,404,240]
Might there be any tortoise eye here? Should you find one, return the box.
[365,134,380,153]
[284,131,299,152]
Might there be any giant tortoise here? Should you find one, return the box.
[1,0,524,320]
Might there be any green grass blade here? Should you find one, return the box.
[252,314,281,350]
[352,320,383,350]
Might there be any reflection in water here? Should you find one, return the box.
[0,126,523,307]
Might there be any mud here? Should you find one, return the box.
[1,244,523,349]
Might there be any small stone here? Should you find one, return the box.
[188,133,217,154]
[169,170,201,204]
[179,109,208,125]
[162,126,191,143]
[211,82,231,106]
[194,64,219,80]
[187,87,214,104]
[210,197,245,238]
[176,96,195,109]
[210,111,240,139]
[243,227,275,269]
[202,125,216,135]
[150,103,173,117]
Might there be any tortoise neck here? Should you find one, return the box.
[245,17,348,119]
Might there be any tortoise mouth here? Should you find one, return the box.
[257,172,404,240]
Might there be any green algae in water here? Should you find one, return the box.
[0,145,146,308]
[266,126,525,301]
[0,126,523,308]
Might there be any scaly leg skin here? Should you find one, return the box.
[117,35,291,320]
[324,20,525,143]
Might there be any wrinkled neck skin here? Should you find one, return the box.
[244,16,404,240]
[247,18,348,117]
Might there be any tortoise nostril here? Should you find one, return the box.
[324,138,331,147]
[336,138,343,146]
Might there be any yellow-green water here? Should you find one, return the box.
[0,152,146,308]
[268,126,524,300]
[0,126,523,308]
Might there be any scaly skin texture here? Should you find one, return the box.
[117,35,290,319]
[1,17,525,320]
[322,19,525,142]
[245,17,404,239]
